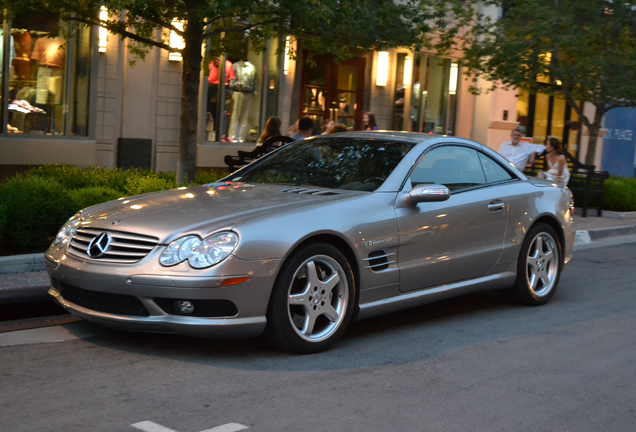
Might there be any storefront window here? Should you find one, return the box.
[1,13,93,138]
[422,57,449,135]
[392,53,407,130]
[9,15,66,135]
[205,38,278,143]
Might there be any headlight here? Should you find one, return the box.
[52,212,82,246]
[159,235,201,266]
[160,231,238,269]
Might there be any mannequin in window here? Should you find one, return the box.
[11,29,32,81]
[207,58,235,141]
[228,59,257,142]
[31,35,65,133]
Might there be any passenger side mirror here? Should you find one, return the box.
[406,184,451,205]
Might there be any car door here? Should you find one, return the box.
[396,145,509,292]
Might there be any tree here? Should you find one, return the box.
[429,0,636,165]
[1,0,432,184]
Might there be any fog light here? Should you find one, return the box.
[175,300,195,315]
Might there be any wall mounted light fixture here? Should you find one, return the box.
[98,6,108,53]
[376,51,389,86]
[449,63,459,95]
[169,20,185,61]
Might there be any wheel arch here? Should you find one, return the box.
[280,233,361,318]
[529,215,565,261]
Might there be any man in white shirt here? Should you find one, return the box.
[498,128,545,170]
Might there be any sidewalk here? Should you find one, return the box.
[1,210,635,305]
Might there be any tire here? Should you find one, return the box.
[266,242,355,354]
[509,223,562,306]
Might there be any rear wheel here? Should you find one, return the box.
[266,242,355,353]
[510,223,562,305]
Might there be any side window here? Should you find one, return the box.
[410,146,486,191]
[478,152,515,184]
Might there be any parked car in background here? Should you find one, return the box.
[46,132,576,353]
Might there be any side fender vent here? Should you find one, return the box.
[363,250,395,272]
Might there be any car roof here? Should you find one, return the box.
[312,131,438,144]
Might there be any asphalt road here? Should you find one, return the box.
[1,241,636,432]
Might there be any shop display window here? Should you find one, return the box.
[205,38,277,144]
[1,13,93,137]
[403,54,457,136]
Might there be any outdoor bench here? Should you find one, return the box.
[525,150,609,217]
[224,135,294,173]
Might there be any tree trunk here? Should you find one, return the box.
[176,21,204,186]
[584,106,605,167]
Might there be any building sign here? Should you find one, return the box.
[602,108,636,177]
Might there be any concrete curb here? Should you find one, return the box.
[587,225,636,241]
[0,253,45,275]
[602,210,636,220]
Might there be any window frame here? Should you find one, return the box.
[0,17,98,139]
[403,143,521,194]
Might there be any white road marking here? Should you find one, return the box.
[200,423,249,432]
[131,421,179,432]
[131,421,249,432]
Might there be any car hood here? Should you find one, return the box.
[77,182,363,242]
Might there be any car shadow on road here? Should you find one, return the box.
[65,289,556,371]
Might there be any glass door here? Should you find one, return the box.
[300,53,365,133]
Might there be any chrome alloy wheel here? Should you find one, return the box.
[287,254,349,343]
[526,232,559,297]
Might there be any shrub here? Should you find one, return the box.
[0,204,6,245]
[603,177,636,212]
[0,176,77,251]
[194,170,223,185]
[69,187,123,211]
[124,175,176,196]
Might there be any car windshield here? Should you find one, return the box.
[228,137,415,191]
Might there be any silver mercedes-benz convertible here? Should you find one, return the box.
[46,132,575,353]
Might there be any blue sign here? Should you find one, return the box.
[602,108,636,177]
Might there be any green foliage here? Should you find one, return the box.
[194,170,222,185]
[0,203,6,245]
[0,165,225,254]
[431,0,636,165]
[69,186,122,210]
[603,177,636,212]
[124,175,176,196]
[0,176,77,251]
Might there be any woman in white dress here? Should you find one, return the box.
[538,137,570,188]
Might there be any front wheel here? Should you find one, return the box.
[509,223,562,306]
[266,243,355,354]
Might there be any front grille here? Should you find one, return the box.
[57,280,149,316]
[68,228,159,264]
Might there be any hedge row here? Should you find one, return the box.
[0,166,221,255]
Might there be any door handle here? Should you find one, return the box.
[488,201,505,211]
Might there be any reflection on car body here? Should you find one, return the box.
[46,132,576,353]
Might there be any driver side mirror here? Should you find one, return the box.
[405,184,451,205]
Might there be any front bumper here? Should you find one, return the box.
[46,248,283,338]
